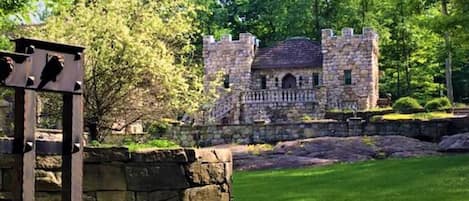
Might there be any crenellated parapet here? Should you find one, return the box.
[321,27,378,40]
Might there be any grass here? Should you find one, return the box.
[380,112,454,121]
[88,139,179,151]
[233,155,469,201]
[124,139,179,151]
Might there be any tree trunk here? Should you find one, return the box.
[314,0,321,40]
[442,0,454,104]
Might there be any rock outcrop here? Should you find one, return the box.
[439,133,469,152]
[220,135,440,170]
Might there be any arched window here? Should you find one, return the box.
[282,74,297,89]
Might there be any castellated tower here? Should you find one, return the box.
[203,33,256,93]
[321,28,379,110]
[203,33,257,123]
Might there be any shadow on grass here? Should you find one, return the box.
[233,155,469,201]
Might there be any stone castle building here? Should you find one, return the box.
[203,28,379,124]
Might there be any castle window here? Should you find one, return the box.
[260,75,267,89]
[275,77,279,87]
[312,73,320,86]
[223,74,230,88]
[299,76,303,87]
[344,70,352,85]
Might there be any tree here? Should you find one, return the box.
[24,0,206,141]
[0,0,37,49]
[441,0,454,104]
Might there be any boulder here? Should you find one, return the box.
[217,135,440,171]
[182,185,228,201]
[439,133,469,152]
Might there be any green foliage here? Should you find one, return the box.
[369,115,383,122]
[197,0,469,103]
[146,120,172,136]
[392,97,423,114]
[301,114,314,122]
[362,135,376,147]
[89,140,100,147]
[454,103,468,108]
[125,139,179,151]
[424,97,452,112]
[88,138,179,151]
[234,155,469,201]
[24,0,208,140]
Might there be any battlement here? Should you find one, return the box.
[321,27,378,40]
[203,33,257,47]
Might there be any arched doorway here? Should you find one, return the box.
[282,74,297,89]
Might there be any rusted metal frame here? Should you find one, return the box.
[62,94,83,201]
[12,88,36,201]
[0,139,63,155]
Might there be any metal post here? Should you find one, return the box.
[13,88,36,201]
[62,94,83,201]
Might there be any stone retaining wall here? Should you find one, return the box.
[324,109,394,122]
[0,147,232,201]
[165,117,469,147]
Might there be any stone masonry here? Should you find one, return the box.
[203,34,257,124]
[0,148,232,201]
[164,116,469,147]
[322,28,380,110]
[203,28,380,125]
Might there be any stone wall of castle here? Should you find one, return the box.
[250,68,323,90]
[203,33,257,124]
[321,28,379,110]
[203,33,256,93]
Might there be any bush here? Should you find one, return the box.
[146,120,170,136]
[424,97,452,112]
[392,97,423,114]
[369,115,383,122]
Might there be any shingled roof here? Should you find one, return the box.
[252,38,323,69]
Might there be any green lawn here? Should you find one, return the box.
[233,155,469,201]
[381,112,454,121]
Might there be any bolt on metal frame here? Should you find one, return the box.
[0,38,85,201]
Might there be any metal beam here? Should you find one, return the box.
[62,94,83,201]
[12,89,36,201]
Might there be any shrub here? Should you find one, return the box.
[301,114,314,122]
[424,97,452,112]
[146,120,170,136]
[392,97,423,114]
[454,103,468,108]
[369,115,383,122]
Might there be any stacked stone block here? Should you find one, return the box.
[250,68,323,90]
[203,34,257,124]
[164,118,463,147]
[0,148,232,201]
[321,28,379,110]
